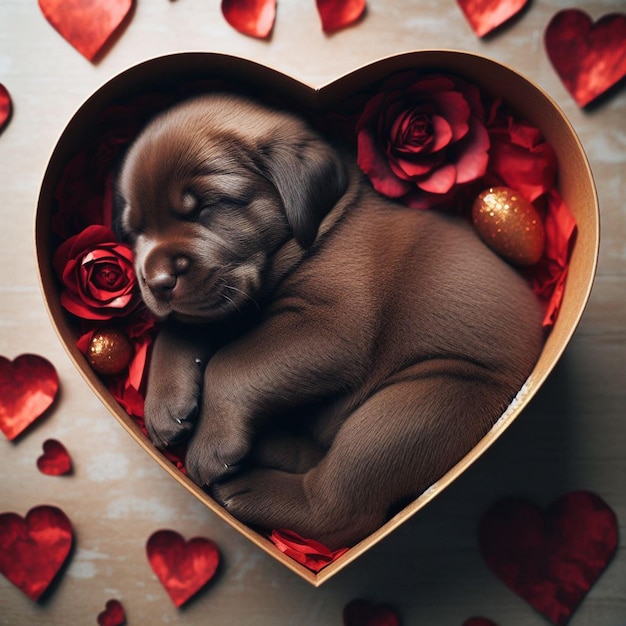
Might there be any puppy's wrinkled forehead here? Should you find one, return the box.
[118,94,296,220]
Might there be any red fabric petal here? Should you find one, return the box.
[417,162,457,194]
[0,354,59,441]
[479,491,618,625]
[37,439,72,476]
[487,105,558,203]
[545,10,626,107]
[457,0,529,37]
[527,190,577,327]
[357,130,413,197]
[0,506,74,601]
[316,0,366,32]
[146,530,220,607]
[221,0,276,39]
[269,528,349,573]
[38,0,133,61]
[0,84,12,132]
[454,118,490,184]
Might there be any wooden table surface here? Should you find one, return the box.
[1,1,624,624]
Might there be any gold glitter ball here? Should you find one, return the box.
[87,328,133,376]
[472,186,545,266]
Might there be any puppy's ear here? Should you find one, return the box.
[259,132,347,248]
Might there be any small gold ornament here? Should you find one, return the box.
[87,328,133,376]
[472,186,545,266]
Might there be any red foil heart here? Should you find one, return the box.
[316,0,366,32]
[38,0,133,61]
[0,354,59,441]
[97,599,126,626]
[0,506,74,601]
[37,439,72,476]
[221,0,276,39]
[146,530,220,607]
[0,83,12,133]
[545,10,626,107]
[456,0,528,37]
[478,491,618,625]
[343,598,400,626]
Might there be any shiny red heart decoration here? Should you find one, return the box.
[37,439,72,476]
[38,0,133,61]
[478,491,618,625]
[146,530,220,607]
[456,0,528,37]
[221,0,276,38]
[317,0,366,32]
[97,599,126,626]
[0,354,59,441]
[0,506,74,601]
[0,83,12,133]
[545,10,626,107]
[343,598,400,626]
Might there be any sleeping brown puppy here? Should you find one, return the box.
[116,93,545,549]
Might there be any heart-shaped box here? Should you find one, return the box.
[35,51,598,586]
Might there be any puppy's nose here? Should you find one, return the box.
[144,255,190,297]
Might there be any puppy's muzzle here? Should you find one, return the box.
[143,253,190,298]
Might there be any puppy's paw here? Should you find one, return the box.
[144,390,199,449]
[184,424,252,487]
[211,468,308,530]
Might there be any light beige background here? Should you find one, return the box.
[1,1,624,624]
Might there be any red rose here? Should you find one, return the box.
[53,225,138,320]
[356,72,490,209]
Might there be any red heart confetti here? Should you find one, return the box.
[0,354,59,441]
[456,0,528,37]
[316,0,366,33]
[343,598,400,626]
[97,599,126,626]
[146,530,220,607]
[545,10,626,107]
[478,491,618,625]
[38,0,134,62]
[0,83,12,133]
[0,506,74,601]
[37,439,72,476]
[221,0,276,39]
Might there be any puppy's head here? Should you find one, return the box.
[116,94,347,322]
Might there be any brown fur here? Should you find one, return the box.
[116,94,545,549]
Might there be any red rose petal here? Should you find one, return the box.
[37,439,72,476]
[545,10,626,107]
[0,506,74,601]
[0,84,12,133]
[270,528,349,573]
[38,0,133,61]
[221,0,276,39]
[343,598,401,626]
[316,0,366,33]
[457,0,529,38]
[146,530,220,607]
[0,354,59,441]
[479,491,618,625]
[97,599,126,626]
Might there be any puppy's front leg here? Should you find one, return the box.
[185,306,369,486]
[144,323,214,448]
